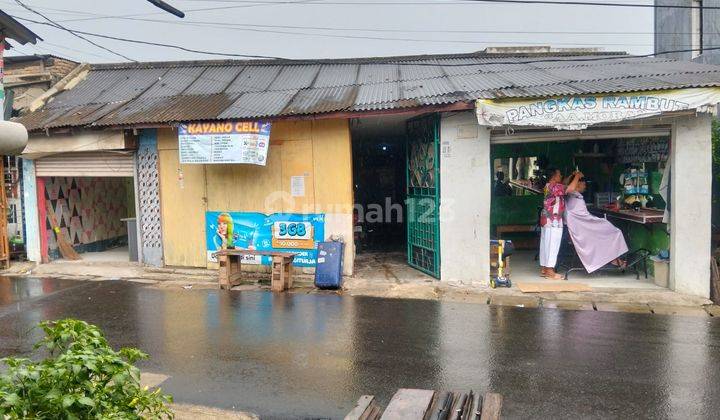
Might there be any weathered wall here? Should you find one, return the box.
[655,0,692,61]
[702,0,720,63]
[157,119,354,274]
[670,113,712,298]
[24,130,128,157]
[158,130,207,268]
[5,56,78,113]
[655,0,720,64]
[440,111,491,283]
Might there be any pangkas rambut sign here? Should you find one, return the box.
[476,88,720,130]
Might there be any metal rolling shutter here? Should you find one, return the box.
[35,152,135,177]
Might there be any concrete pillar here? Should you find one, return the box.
[21,158,40,262]
[439,111,491,283]
[670,113,712,298]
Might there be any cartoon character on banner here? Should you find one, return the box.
[214,212,256,250]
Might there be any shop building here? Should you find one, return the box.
[14,50,720,298]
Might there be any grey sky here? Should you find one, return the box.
[2,0,655,63]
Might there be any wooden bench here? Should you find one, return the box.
[213,249,296,292]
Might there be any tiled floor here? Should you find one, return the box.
[509,250,663,289]
[78,246,130,262]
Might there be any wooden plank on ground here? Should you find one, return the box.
[362,404,382,420]
[381,389,435,420]
[463,393,482,420]
[345,395,377,420]
[516,282,592,293]
[479,393,503,420]
[449,392,468,420]
[424,391,452,420]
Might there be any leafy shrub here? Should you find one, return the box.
[0,319,173,419]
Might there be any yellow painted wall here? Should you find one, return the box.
[156,119,354,273]
[158,130,208,267]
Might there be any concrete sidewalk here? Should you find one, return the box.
[3,258,717,317]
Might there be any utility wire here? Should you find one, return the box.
[463,0,719,9]
[4,1,713,36]
[126,0,720,8]
[13,14,656,51]
[45,13,684,35]
[65,15,654,47]
[120,0,720,12]
[55,0,328,24]
[11,0,135,61]
[41,40,116,60]
[12,15,720,68]
[14,16,284,60]
[48,0,720,25]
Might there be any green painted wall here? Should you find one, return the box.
[490,140,670,261]
[491,195,541,227]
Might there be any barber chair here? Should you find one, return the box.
[556,227,649,280]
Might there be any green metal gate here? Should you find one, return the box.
[406,114,440,278]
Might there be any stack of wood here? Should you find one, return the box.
[345,389,502,420]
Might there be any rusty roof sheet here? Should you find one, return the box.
[16,51,720,131]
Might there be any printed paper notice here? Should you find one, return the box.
[291,176,305,197]
[178,121,271,165]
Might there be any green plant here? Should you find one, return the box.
[0,319,173,419]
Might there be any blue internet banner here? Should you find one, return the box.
[206,211,325,266]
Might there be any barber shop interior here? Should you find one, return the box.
[490,135,670,290]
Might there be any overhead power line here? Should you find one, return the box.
[54,0,327,24]
[80,14,709,36]
[13,16,284,60]
[49,0,720,25]
[12,14,657,49]
[11,15,720,68]
[11,0,135,61]
[3,0,712,36]
[136,0,720,8]
[58,14,653,47]
[464,0,719,9]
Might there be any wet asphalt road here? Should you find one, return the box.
[0,277,719,419]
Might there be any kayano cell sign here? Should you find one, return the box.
[178,121,271,165]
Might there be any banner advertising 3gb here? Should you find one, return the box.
[476,88,720,130]
[179,121,271,165]
[206,211,325,266]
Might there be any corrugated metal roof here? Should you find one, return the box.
[16,51,720,131]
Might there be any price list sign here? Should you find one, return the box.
[178,121,271,165]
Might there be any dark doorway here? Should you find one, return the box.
[351,116,408,253]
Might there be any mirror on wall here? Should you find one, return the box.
[493,157,541,196]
